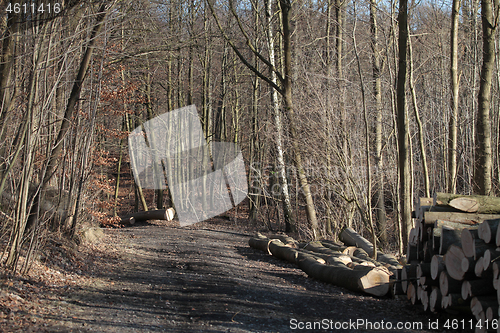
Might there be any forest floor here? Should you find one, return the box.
[0,217,471,333]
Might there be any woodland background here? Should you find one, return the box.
[0,0,498,273]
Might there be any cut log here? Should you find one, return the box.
[268,240,299,264]
[249,234,272,254]
[419,275,438,287]
[407,282,417,305]
[391,280,405,297]
[407,243,418,262]
[401,264,418,293]
[486,306,499,321]
[475,257,485,277]
[434,192,500,214]
[483,249,500,271]
[268,234,298,247]
[424,211,498,226]
[462,228,489,259]
[416,263,431,279]
[478,219,500,243]
[376,253,402,269]
[421,288,430,311]
[296,252,390,296]
[342,247,393,274]
[475,311,486,333]
[471,296,498,318]
[495,225,500,247]
[493,262,500,290]
[440,270,462,296]
[298,248,349,266]
[462,279,495,300]
[432,229,441,255]
[441,293,468,310]
[320,240,347,252]
[121,208,175,223]
[440,226,462,254]
[431,255,445,280]
[120,217,135,225]
[421,240,432,262]
[461,256,476,275]
[303,241,341,256]
[339,227,374,256]
[429,287,442,312]
[444,244,467,280]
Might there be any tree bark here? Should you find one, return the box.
[435,192,500,214]
[396,0,412,251]
[424,211,500,226]
[448,0,460,193]
[279,0,319,238]
[369,0,387,247]
[474,0,496,195]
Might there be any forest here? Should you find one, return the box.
[0,0,498,274]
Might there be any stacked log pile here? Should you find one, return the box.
[249,228,402,297]
[405,193,500,329]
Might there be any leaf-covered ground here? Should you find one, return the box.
[0,218,469,332]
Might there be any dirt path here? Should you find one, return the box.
[5,220,467,332]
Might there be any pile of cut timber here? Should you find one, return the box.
[405,192,500,329]
[249,228,402,297]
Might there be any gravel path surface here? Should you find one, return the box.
[27,221,466,332]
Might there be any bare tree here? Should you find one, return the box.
[475,0,496,195]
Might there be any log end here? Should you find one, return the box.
[359,267,390,297]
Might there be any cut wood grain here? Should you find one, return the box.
[431,255,445,280]
[471,296,498,317]
[444,244,467,280]
[462,228,489,259]
[478,219,500,243]
[429,287,442,312]
[407,283,417,305]
[483,249,500,271]
[440,270,462,296]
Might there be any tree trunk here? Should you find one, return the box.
[448,0,460,193]
[396,0,412,251]
[279,0,319,238]
[408,32,430,198]
[266,0,295,232]
[369,0,387,247]
[474,0,496,195]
